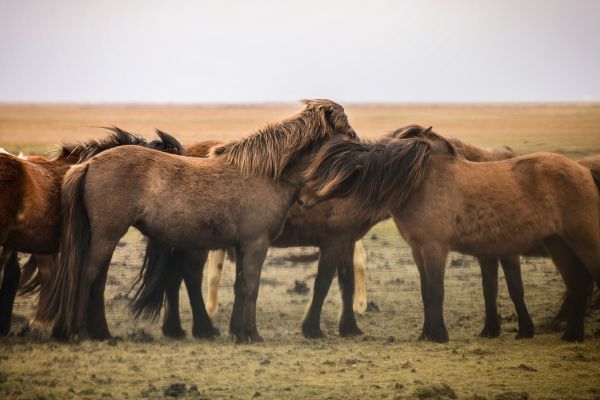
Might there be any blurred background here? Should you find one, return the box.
[1,0,599,103]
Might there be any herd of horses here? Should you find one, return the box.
[0,99,599,345]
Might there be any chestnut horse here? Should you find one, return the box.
[39,99,357,343]
[0,128,183,336]
[299,126,600,342]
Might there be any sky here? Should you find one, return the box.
[1,0,599,103]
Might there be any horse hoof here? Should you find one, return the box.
[248,332,263,343]
[561,331,584,342]
[339,324,363,337]
[0,323,10,337]
[163,326,186,340]
[423,328,449,343]
[193,326,220,340]
[479,326,501,338]
[206,303,218,319]
[515,325,534,339]
[353,300,367,315]
[302,323,326,339]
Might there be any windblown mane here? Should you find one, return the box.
[215,99,352,179]
[51,127,185,162]
[305,126,449,212]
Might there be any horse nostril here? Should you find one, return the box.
[297,198,305,206]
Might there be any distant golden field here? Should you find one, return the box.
[1,103,599,158]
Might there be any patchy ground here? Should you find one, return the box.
[1,105,600,399]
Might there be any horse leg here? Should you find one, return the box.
[353,240,368,315]
[162,253,185,339]
[420,244,449,343]
[500,256,534,339]
[478,257,501,338]
[235,238,269,344]
[205,249,226,319]
[31,255,55,331]
[544,236,592,342]
[229,245,244,340]
[75,238,120,340]
[0,250,20,336]
[181,249,220,339]
[337,241,362,337]
[86,259,112,340]
[411,247,431,340]
[301,245,338,338]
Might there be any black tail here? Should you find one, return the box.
[130,239,174,320]
[38,163,91,339]
[18,255,41,296]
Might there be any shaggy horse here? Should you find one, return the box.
[39,99,357,343]
[133,127,534,340]
[0,128,182,336]
[299,126,600,342]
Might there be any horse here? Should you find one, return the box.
[132,126,535,340]
[299,126,600,342]
[39,99,358,343]
[0,128,183,336]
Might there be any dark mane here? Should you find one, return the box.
[305,126,444,212]
[52,127,185,162]
[216,99,353,179]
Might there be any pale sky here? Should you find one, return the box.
[1,0,599,103]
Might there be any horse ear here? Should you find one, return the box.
[422,126,433,135]
[155,129,186,156]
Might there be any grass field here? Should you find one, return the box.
[1,104,600,400]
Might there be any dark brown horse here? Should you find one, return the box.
[39,99,357,343]
[0,128,183,336]
[299,126,600,342]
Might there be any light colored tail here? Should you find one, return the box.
[205,249,227,318]
[353,240,368,314]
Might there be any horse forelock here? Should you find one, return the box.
[219,99,350,179]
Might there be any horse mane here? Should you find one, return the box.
[388,124,515,162]
[215,99,352,179]
[305,126,445,212]
[51,127,186,162]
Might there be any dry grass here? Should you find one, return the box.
[1,104,600,400]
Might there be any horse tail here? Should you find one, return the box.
[38,163,90,339]
[18,255,41,296]
[130,238,173,320]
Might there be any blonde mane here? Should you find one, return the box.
[217,99,351,179]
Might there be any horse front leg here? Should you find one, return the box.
[420,244,449,343]
[205,249,226,319]
[0,250,20,336]
[337,242,362,337]
[235,238,269,344]
[500,256,534,339]
[411,247,430,340]
[478,257,501,338]
[353,240,368,315]
[181,249,219,339]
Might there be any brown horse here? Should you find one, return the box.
[0,128,183,336]
[299,126,600,342]
[132,126,534,340]
[39,99,357,343]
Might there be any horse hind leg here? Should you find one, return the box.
[205,249,226,319]
[301,245,337,339]
[337,242,362,337]
[500,256,534,339]
[181,249,219,339]
[0,250,20,336]
[162,253,185,339]
[544,236,593,342]
[478,257,501,338]
[353,240,368,315]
